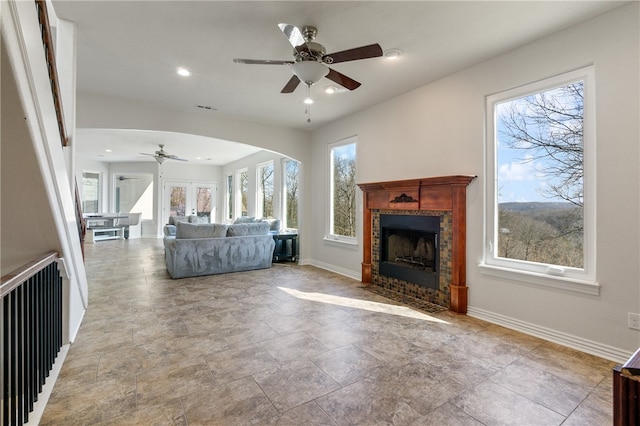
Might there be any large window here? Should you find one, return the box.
[257,161,274,218]
[82,171,100,213]
[329,139,357,241]
[283,159,300,229]
[236,169,248,217]
[484,67,596,288]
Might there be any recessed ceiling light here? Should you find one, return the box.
[303,97,314,105]
[383,48,402,60]
[177,67,191,77]
[105,149,112,153]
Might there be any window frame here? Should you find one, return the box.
[327,137,358,245]
[481,67,598,294]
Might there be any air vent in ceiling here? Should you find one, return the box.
[196,104,217,111]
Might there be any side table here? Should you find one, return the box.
[272,233,298,262]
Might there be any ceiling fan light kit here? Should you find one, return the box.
[290,61,329,85]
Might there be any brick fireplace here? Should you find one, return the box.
[358,176,476,313]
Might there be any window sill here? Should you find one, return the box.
[478,263,599,295]
[323,236,359,249]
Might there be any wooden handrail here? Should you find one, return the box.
[34,0,68,146]
[0,251,59,298]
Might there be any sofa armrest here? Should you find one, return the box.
[164,224,176,236]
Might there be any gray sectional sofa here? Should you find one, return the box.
[163,221,275,279]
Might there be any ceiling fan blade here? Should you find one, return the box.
[326,68,361,90]
[323,43,383,64]
[168,156,188,162]
[281,75,301,93]
[278,23,305,49]
[140,152,155,156]
[233,58,294,65]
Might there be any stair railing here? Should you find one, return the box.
[1,252,63,426]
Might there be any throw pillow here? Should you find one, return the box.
[168,215,189,225]
[189,215,210,224]
[233,216,256,224]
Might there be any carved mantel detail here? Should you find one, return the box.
[357,175,476,314]
[390,193,418,203]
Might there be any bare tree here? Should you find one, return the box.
[259,164,274,217]
[285,160,299,228]
[499,82,584,207]
[333,153,356,237]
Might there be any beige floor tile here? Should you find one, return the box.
[182,376,278,424]
[39,239,614,426]
[253,360,341,412]
[450,381,565,425]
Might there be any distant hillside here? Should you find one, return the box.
[499,202,576,212]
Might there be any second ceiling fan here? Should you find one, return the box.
[234,23,383,93]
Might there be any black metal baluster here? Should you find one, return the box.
[17,285,25,425]
[9,290,17,425]
[25,277,33,418]
[2,294,10,426]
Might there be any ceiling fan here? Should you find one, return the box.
[233,24,383,94]
[140,144,188,164]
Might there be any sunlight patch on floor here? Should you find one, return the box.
[278,287,449,324]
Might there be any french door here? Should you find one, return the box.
[164,181,217,223]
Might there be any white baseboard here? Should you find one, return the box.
[302,258,361,281]
[467,306,633,364]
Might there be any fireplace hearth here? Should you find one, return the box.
[358,175,476,313]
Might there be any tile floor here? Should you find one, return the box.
[40,239,615,425]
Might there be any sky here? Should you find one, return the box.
[497,148,553,203]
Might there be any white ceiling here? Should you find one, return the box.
[51,1,626,165]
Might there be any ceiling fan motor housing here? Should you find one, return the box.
[294,42,326,62]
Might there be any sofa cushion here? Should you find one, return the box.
[247,222,270,235]
[168,215,189,225]
[176,222,227,239]
[227,222,270,237]
[226,224,248,237]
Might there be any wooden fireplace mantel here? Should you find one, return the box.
[357,175,476,313]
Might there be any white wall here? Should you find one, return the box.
[309,4,640,360]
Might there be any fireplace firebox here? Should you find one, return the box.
[380,214,440,289]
